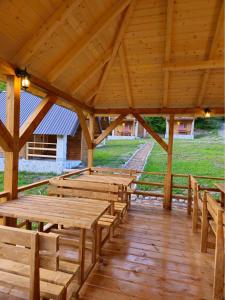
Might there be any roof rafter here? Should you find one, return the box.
[13,0,83,66]
[162,0,174,108]
[92,1,136,106]
[47,0,133,83]
[84,86,98,104]
[119,41,134,108]
[164,59,224,71]
[196,1,224,107]
[19,96,56,150]
[69,48,112,95]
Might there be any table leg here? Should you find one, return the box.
[79,228,86,284]
[92,226,97,264]
[221,192,224,208]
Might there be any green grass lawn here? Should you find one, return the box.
[94,139,146,167]
[140,130,225,194]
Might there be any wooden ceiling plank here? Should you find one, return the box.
[13,0,83,65]
[84,86,98,104]
[19,96,56,150]
[119,41,133,108]
[94,114,127,146]
[196,1,224,107]
[92,1,136,106]
[164,59,224,71]
[47,0,133,82]
[133,113,168,152]
[0,119,13,152]
[162,0,174,108]
[69,48,112,95]
[0,57,93,113]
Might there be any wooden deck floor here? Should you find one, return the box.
[79,202,217,300]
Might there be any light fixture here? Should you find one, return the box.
[15,68,31,90]
[177,121,180,125]
[204,108,211,118]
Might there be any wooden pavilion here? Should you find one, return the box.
[0,0,224,299]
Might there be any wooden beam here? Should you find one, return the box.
[164,115,175,210]
[119,41,133,107]
[133,113,168,152]
[76,110,92,149]
[92,1,136,106]
[0,57,93,113]
[0,119,13,151]
[162,0,174,107]
[69,49,112,95]
[197,1,224,106]
[47,0,132,82]
[19,96,56,150]
[164,59,224,71]
[13,0,83,65]
[88,114,95,168]
[94,114,127,146]
[84,86,98,104]
[95,107,225,116]
[4,75,21,227]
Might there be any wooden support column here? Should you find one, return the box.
[164,115,174,210]
[88,114,95,168]
[4,75,21,226]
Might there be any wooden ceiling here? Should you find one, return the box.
[0,0,224,115]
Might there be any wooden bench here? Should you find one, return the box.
[200,192,225,300]
[48,178,126,256]
[48,178,127,220]
[0,225,79,299]
[190,175,203,232]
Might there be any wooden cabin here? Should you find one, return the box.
[0,91,103,173]
[0,0,224,299]
[165,117,195,139]
[110,116,146,139]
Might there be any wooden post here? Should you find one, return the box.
[187,175,192,215]
[3,75,21,227]
[164,115,174,210]
[88,114,94,168]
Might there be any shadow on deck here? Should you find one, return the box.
[79,201,215,300]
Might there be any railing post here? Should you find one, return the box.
[88,114,94,169]
[187,175,192,215]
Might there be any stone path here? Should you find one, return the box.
[123,141,153,171]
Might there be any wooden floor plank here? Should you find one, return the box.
[79,202,218,300]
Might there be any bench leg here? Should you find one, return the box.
[79,228,86,285]
[97,226,102,258]
[92,227,97,264]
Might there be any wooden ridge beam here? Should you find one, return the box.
[95,107,225,116]
[13,0,83,65]
[92,1,136,106]
[0,57,93,113]
[69,48,112,95]
[119,41,133,108]
[133,113,168,152]
[197,1,224,106]
[76,110,92,149]
[94,114,127,146]
[19,96,56,150]
[162,0,174,108]
[164,59,224,71]
[0,119,13,151]
[47,0,132,82]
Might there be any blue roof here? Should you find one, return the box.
[0,91,79,136]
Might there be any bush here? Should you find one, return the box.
[144,117,166,134]
[195,117,224,130]
[0,81,6,91]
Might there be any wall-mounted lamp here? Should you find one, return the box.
[15,68,31,90]
[177,121,180,125]
[204,108,211,118]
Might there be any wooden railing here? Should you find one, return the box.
[26,141,57,160]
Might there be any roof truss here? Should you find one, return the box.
[0,119,13,151]
[47,0,133,83]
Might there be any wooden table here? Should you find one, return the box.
[215,183,225,207]
[0,195,110,283]
[75,174,135,203]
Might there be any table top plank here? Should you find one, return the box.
[0,195,110,229]
[215,183,225,194]
[75,174,134,186]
